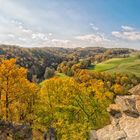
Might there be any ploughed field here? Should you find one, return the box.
[89,55,140,77]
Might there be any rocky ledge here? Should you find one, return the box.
[90,84,140,140]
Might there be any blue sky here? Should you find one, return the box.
[0,0,140,49]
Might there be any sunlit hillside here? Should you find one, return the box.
[90,54,140,77]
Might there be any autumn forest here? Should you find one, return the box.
[0,45,139,139]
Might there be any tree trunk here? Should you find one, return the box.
[6,92,9,121]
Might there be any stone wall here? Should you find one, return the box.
[90,85,140,140]
[0,121,32,140]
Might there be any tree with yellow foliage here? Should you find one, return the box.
[0,58,39,123]
[36,77,112,139]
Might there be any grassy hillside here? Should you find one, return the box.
[90,55,140,77]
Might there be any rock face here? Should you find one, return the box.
[0,121,32,140]
[90,85,140,140]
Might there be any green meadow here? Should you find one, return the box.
[89,55,140,77]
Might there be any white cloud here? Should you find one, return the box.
[18,37,26,42]
[11,20,22,25]
[43,39,71,47]
[48,33,53,36]
[8,34,15,38]
[19,25,32,33]
[112,26,140,41]
[32,33,48,41]
[51,39,70,43]
[0,18,71,47]
[75,33,109,43]
[0,19,49,46]
[121,25,134,31]
[90,23,99,31]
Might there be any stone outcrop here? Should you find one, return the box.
[0,121,32,140]
[90,84,140,140]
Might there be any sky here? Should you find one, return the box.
[0,0,140,49]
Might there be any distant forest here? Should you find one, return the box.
[0,45,135,82]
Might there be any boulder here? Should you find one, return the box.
[115,95,139,118]
[135,95,140,113]
[107,104,122,118]
[90,84,140,140]
[92,125,127,140]
[129,84,140,95]
[119,115,140,140]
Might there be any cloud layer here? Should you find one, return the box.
[0,0,139,49]
[75,33,109,43]
[0,19,49,47]
[112,26,140,41]
[90,23,99,31]
[0,18,72,47]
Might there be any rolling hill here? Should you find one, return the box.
[90,55,140,77]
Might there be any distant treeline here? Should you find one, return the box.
[0,45,135,82]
